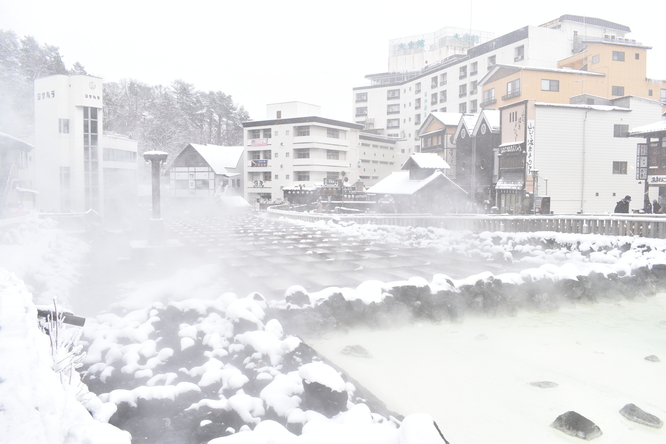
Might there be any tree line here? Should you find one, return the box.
[0,30,249,155]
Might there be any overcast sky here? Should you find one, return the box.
[1,0,664,122]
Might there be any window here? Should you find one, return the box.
[440,107,447,112]
[327,128,340,138]
[613,124,629,138]
[591,54,600,64]
[613,161,627,174]
[326,171,339,181]
[470,100,478,113]
[387,89,400,99]
[285,152,289,157]
[250,151,261,160]
[295,149,310,158]
[439,90,447,103]
[431,93,437,104]
[470,81,478,95]
[612,86,625,96]
[415,114,421,125]
[327,150,339,160]
[262,150,271,159]
[82,107,99,210]
[541,79,559,92]
[649,90,653,97]
[415,98,421,110]
[635,53,640,60]
[459,84,467,98]
[274,175,278,180]
[661,89,666,102]
[459,66,467,79]
[439,73,447,85]
[356,106,367,116]
[387,104,400,114]
[470,62,478,76]
[387,118,400,128]
[482,88,495,105]
[459,102,467,113]
[263,172,272,181]
[58,118,69,134]
[103,148,137,162]
[286,174,290,179]
[277,111,282,119]
[415,82,421,93]
[249,129,261,139]
[488,55,496,70]
[514,45,524,62]
[59,166,70,211]
[612,51,625,61]
[356,92,367,102]
[296,171,309,181]
[295,126,310,136]
[431,76,438,88]
[504,79,520,99]
[274,152,278,158]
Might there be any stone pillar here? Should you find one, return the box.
[143,151,168,244]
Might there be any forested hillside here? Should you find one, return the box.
[0,30,249,156]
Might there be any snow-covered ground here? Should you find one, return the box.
[1,212,665,443]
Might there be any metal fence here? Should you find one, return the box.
[266,209,666,238]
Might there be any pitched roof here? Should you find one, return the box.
[368,170,465,195]
[628,120,666,137]
[188,144,244,174]
[402,153,450,170]
[472,110,500,136]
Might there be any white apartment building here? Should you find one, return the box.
[33,75,137,216]
[498,96,663,214]
[242,103,363,203]
[353,15,634,154]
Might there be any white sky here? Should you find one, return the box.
[1,0,664,122]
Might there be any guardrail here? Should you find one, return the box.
[266,209,666,238]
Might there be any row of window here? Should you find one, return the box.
[248,127,342,139]
[103,148,137,163]
[248,149,344,160]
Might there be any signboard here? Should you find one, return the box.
[647,175,666,185]
[525,120,535,172]
[250,138,268,146]
[637,143,649,180]
[251,159,268,167]
[499,143,523,154]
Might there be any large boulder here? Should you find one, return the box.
[619,403,663,428]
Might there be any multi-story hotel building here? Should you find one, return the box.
[353,15,666,156]
[241,102,413,203]
[33,75,138,217]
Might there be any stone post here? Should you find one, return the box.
[143,151,168,244]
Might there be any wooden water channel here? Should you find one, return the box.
[267,208,666,238]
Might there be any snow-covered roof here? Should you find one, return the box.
[629,120,666,137]
[368,170,464,195]
[402,153,450,170]
[472,110,500,137]
[429,112,463,126]
[453,113,479,140]
[0,132,34,151]
[189,144,244,175]
[535,102,631,112]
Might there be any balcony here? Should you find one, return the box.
[440,81,447,86]
[431,82,438,89]
[480,98,497,108]
[470,71,478,76]
[514,55,524,62]
[459,92,467,98]
[502,90,521,101]
[459,74,467,80]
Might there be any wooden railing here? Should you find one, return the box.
[266,209,666,238]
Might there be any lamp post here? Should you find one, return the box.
[143,150,168,244]
[530,168,539,214]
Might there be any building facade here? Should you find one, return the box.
[33,75,138,216]
[0,132,34,215]
[242,103,363,203]
[497,97,663,214]
[353,15,666,157]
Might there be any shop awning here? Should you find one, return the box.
[495,171,525,190]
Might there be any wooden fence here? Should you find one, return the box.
[266,208,666,238]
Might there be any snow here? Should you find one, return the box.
[3,211,666,443]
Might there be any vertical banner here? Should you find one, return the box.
[526,120,535,173]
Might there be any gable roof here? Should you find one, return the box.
[472,110,500,136]
[629,120,666,137]
[453,113,479,140]
[417,112,463,137]
[189,143,244,174]
[367,170,465,196]
[402,153,450,170]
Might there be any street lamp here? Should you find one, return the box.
[530,169,539,214]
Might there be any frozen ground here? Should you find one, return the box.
[1,212,665,443]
